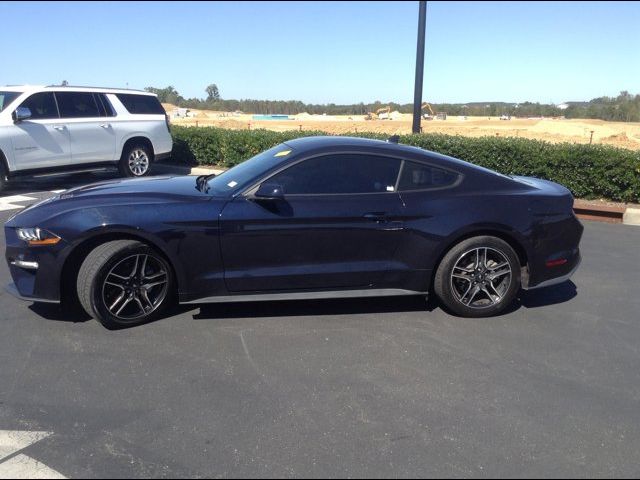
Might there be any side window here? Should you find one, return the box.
[115,94,165,114]
[56,92,101,118]
[19,92,59,120]
[269,154,401,195]
[97,94,116,117]
[398,160,459,191]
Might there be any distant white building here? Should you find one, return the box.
[556,103,569,110]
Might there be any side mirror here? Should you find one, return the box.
[12,107,32,123]
[254,183,285,200]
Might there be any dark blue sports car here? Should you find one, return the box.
[5,136,583,329]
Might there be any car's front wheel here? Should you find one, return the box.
[119,144,152,178]
[434,236,521,317]
[77,240,174,329]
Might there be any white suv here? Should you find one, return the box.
[0,85,173,190]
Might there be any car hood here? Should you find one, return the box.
[59,175,207,200]
[6,175,218,227]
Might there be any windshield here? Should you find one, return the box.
[0,91,22,112]
[204,144,294,196]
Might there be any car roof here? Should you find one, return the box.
[0,85,154,96]
[283,135,455,162]
[283,135,507,178]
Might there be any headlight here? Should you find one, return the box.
[15,228,61,246]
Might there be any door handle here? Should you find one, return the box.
[363,212,389,223]
[53,125,66,131]
[99,124,111,128]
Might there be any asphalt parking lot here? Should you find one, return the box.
[1,173,639,478]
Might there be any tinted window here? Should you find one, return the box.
[398,160,459,191]
[206,144,292,196]
[19,92,59,119]
[116,94,165,114]
[270,154,401,195]
[56,92,100,118]
[0,91,22,112]
[97,94,116,116]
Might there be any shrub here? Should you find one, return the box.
[170,126,640,203]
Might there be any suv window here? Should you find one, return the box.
[19,92,59,120]
[96,94,116,117]
[116,94,165,114]
[0,91,22,112]
[270,154,402,195]
[398,160,459,191]
[56,92,101,118]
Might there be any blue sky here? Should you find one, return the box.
[2,1,638,104]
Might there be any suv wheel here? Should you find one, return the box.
[120,144,152,178]
[0,159,7,192]
[434,236,521,317]
[77,240,173,329]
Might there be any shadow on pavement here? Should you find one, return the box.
[25,283,577,325]
[519,280,578,308]
[29,302,93,324]
[193,295,437,320]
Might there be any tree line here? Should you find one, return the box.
[144,85,640,122]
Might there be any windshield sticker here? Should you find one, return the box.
[386,185,395,192]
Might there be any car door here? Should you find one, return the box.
[55,91,116,164]
[219,153,406,292]
[9,92,71,171]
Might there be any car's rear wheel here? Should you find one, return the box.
[119,144,152,178]
[434,236,521,317]
[77,240,173,329]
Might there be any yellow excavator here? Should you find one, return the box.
[421,102,447,120]
[365,106,391,120]
[422,102,435,120]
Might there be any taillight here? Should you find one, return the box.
[546,258,568,267]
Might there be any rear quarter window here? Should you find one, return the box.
[398,160,459,191]
[116,94,165,114]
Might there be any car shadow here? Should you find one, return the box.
[26,282,577,326]
[28,302,93,324]
[518,280,578,309]
[193,295,437,320]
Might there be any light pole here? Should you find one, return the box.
[412,1,427,134]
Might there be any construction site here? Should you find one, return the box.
[163,103,640,151]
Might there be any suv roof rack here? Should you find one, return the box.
[44,85,147,93]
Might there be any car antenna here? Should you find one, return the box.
[387,135,400,144]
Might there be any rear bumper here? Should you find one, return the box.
[523,251,581,290]
[523,210,583,289]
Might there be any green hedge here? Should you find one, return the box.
[170,126,640,203]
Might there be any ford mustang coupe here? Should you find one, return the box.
[5,136,583,329]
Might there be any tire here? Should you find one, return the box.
[0,157,7,192]
[119,143,152,178]
[434,236,521,317]
[77,240,173,329]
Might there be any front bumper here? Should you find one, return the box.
[5,282,60,304]
[5,227,66,303]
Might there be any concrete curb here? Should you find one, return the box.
[154,163,639,227]
[623,208,640,226]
